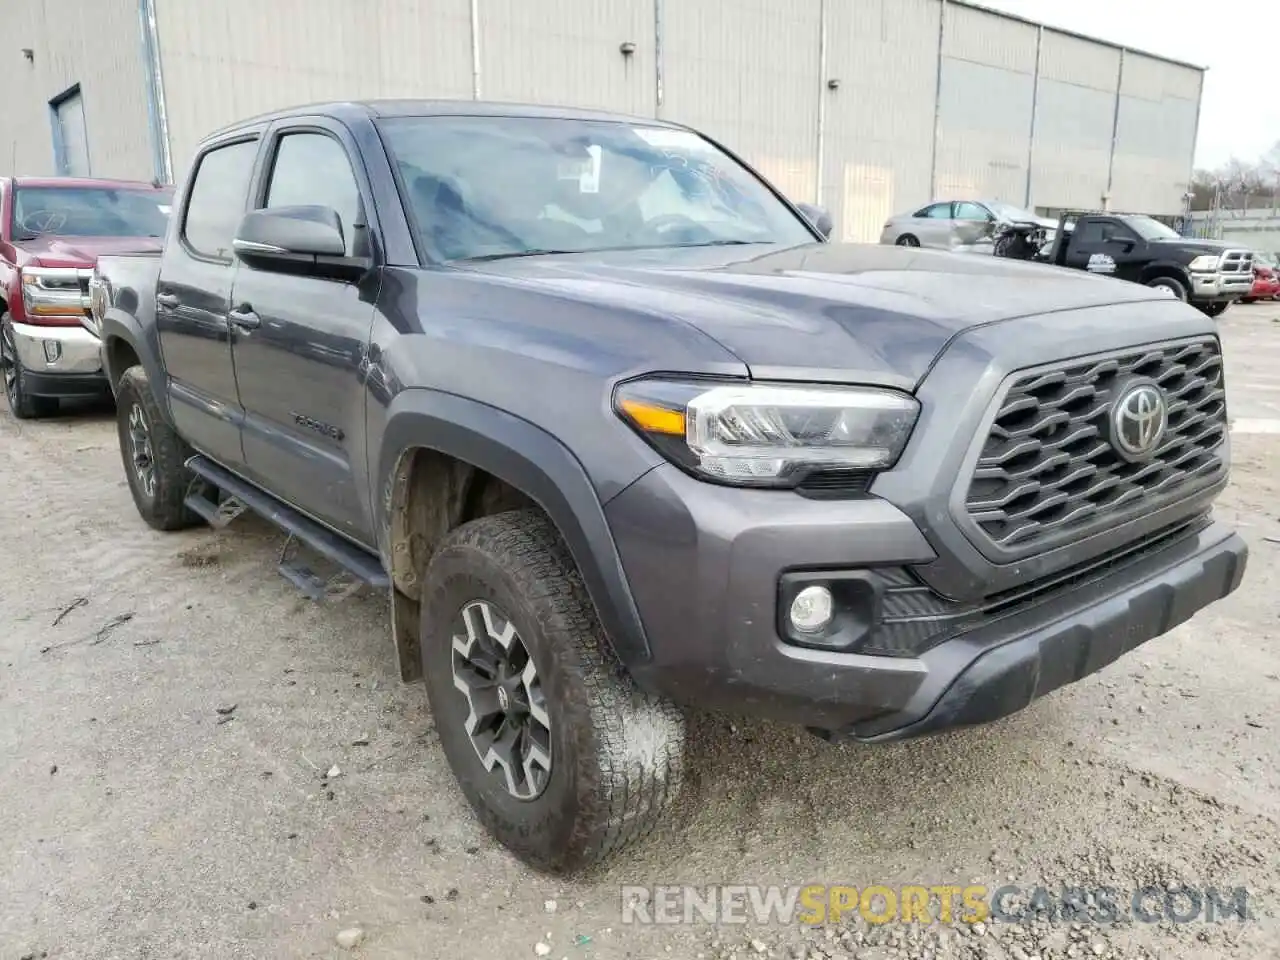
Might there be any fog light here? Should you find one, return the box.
[42,340,62,363]
[789,585,834,633]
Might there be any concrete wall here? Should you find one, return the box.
[0,0,154,180]
[0,0,1206,235]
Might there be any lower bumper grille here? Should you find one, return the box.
[962,337,1227,558]
[861,516,1209,658]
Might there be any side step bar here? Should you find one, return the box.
[184,455,389,590]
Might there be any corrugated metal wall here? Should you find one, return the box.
[1030,31,1119,211]
[0,0,154,179]
[0,0,1206,230]
[934,3,1037,206]
[154,0,477,175]
[822,0,939,243]
[1110,52,1202,215]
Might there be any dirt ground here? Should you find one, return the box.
[2,305,1278,960]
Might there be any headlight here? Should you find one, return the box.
[20,266,93,326]
[614,378,920,487]
[1188,255,1220,272]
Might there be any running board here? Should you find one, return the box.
[184,455,389,590]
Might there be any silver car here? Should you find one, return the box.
[879,200,1057,252]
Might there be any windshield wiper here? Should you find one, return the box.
[461,249,585,262]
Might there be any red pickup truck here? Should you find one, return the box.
[0,176,173,418]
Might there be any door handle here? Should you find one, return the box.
[156,293,180,309]
[228,305,261,330]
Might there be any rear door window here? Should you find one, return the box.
[182,139,259,260]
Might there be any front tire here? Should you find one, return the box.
[420,508,686,874]
[1146,276,1188,301]
[1200,301,1229,318]
[114,365,200,531]
[1,318,58,420]
[896,234,920,247]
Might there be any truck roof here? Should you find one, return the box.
[204,98,688,144]
[4,176,169,191]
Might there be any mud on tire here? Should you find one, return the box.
[115,365,201,531]
[420,508,686,874]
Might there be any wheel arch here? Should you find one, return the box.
[376,388,652,680]
[99,315,171,420]
[1139,261,1193,288]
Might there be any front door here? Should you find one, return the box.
[228,121,379,543]
[1064,218,1136,280]
[156,134,261,468]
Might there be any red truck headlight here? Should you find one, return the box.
[20,266,94,327]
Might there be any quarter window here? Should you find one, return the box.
[264,132,362,256]
[182,139,259,260]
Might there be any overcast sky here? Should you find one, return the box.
[975,0,1276,170]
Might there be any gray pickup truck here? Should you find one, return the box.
[89,99,1248,874]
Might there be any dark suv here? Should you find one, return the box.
[92,100,1248,874]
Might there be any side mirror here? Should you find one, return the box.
[795,202,833,240]
[233,205,370,280]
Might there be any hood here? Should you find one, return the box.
[463,242,1174,388]
[12,234,164,267]
[1149,237,1231,252]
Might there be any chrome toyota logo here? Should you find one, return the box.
[1110,382,1168,461]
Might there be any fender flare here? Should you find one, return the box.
[375,388,652,667]
[99,312,173,423]
[1138,260,1193,289]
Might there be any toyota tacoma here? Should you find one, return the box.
[90,100,1248,874]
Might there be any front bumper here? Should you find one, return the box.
[610,465,1247,737]
[1189,272,1254,302]
[10,321,107,397]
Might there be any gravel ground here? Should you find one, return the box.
[2,305,1279,960]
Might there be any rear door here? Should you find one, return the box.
[156,132,262,467]
[228,118,379,542]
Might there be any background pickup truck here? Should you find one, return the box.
[92,99,1247,874]
[0,176,172,418]
[1044,210,1254,317]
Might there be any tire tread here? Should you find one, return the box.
[425,508,686,872]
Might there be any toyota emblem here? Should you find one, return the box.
[1110,381,1168,462]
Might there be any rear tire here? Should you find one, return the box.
[1,317,59,420]
[896,234,920,247]
[420,508,686,874]
[114,365,201,531]
[1145,276,1188,301]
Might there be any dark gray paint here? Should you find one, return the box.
[93,100,1247,739]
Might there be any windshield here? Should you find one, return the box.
[986,201,1040,223]
[377,116,816,261]
[12,186,173,239]
[1117,215,1180,241]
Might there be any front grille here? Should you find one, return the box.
[963,338,1227,556]
[1220,249,1254,274]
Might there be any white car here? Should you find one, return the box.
[880,200,1058,253]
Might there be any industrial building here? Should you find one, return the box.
[2,0,1205,242]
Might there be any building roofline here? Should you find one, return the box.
[955,0,1207,73]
